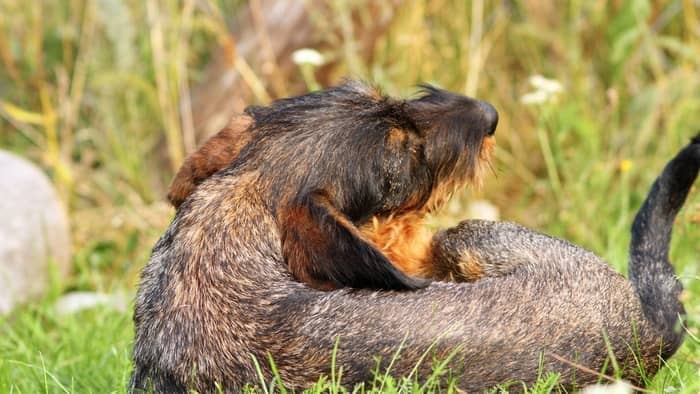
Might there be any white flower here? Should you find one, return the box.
[520,74,563,104]
[529,75,563,94]
[520,90,550,104]
[292,48,324,66]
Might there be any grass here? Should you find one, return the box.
[1,0,699,392]
[0,302,132,393]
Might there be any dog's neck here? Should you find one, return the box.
[359,212,434,277]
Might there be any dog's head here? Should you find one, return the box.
[169,81,497,290]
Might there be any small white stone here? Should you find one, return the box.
[580,380,634,394]
[53,291,128,315]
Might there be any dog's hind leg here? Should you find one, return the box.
[429,219,607,281]
[432,135,699,289]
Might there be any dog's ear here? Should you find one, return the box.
[281,190,430,290]
[168,115,253,208]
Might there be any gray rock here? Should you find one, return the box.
[0,151,70,313]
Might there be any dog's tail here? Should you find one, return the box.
[628,134,700,358]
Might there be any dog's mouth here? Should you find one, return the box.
[359,134,496,277]
[423,134,496,214]
[362,134,496,235]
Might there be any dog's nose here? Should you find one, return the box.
[477,100,498,136]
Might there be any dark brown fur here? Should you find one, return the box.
[167,114,253,209]
[131,82,697,392]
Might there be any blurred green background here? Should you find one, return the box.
[1,0,699,392]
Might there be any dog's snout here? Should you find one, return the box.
[477,100,498,136]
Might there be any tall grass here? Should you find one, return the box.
[1,0,699,392]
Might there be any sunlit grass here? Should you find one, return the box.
[0,301,132,393]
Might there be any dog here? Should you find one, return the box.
[131,81,698,392]
[165,83,496,287]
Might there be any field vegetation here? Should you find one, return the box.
[1,0,699,392]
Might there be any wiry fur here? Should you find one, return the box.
[359,212,435,277]
[167,115,253,208]
[358,135,495,278]
[628,135,700,358]
[131,81,697,392]
[164,83,497,281]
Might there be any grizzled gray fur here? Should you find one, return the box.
[130,81,698,392]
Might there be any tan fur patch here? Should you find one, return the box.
[360,212,434,277]
[474,135,495,188]
[454,249,485,281]
[387,127,407,145]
